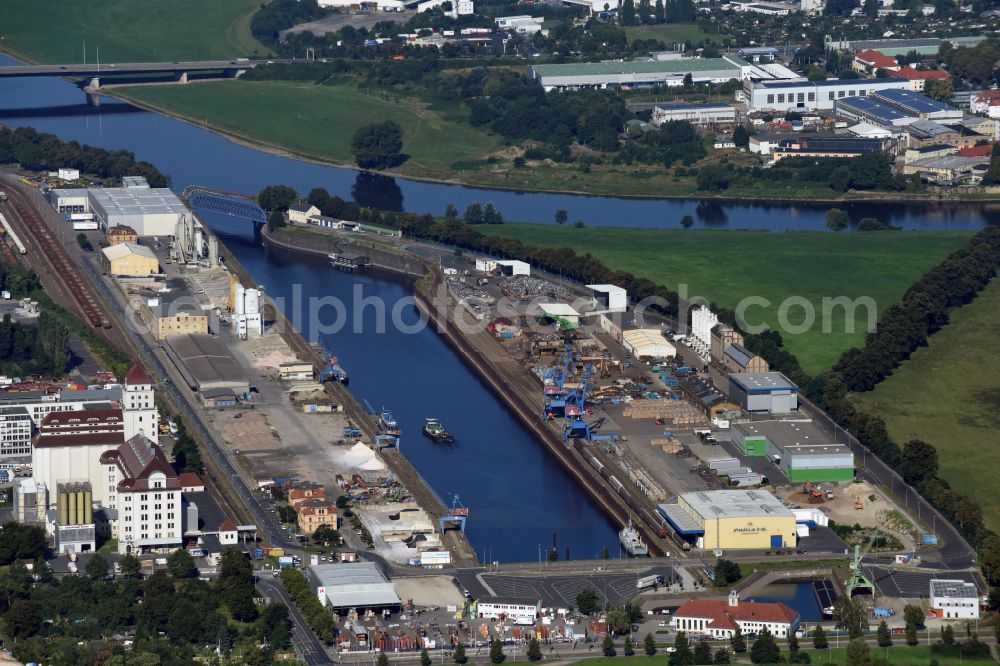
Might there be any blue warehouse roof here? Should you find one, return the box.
[835,97,912,123]
[870,88,957,115]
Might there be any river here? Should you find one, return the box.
[0,57,989,561]
[0,54,993,232]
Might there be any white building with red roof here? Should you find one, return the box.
[101,433,183,554]
[672,591,800,639]
[853,49,900,75]
[971,91,1000,120]
[32,405,126,512]
[123,363,159,445]
[893,67,949,92]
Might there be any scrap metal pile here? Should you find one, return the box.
[501,275,572,302]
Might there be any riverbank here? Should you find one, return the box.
[110,83,1000,205]
[261,224,675,557]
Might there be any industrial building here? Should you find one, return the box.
[869,89,962,122]
[101,243,159,277]
[929,580,980,620]
[710,323,744,365]
[31,405,126,514]
[47,188,89,215]
[142,295,209,341]
[88,187,188,237]
[728,372,798,413]
[832,35,987,57]
[672,592,799,639]
[903,155,990,185]
[495,259,531,276]
[536,303,581,330]
[163,333,250,401]
[230,282,264,339]
[100,433,184,554]
[906,120,985,150]
[0,407,32,458]
[529,56,748,91]
[308,562,401,613]
[690,305,718,349]
[585,284,627,312]
[834,97,916,127]
[477,598,542,622]
[657,489,797,550]
[732,419,855,482]
[622,328,676,359]
[107,225,138,246]
[743,78,908,113]
[680,376,741,423]
[770,136,890,161]
[721,343,769,374]
[651,103,737,127]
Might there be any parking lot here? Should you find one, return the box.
[467,565,677,608]
[863,566,984,599]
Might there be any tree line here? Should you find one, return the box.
[817,225,1000,558]
[3,547,286,665]
[0,126,168,188]
[0,311,71,378]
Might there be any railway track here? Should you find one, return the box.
[0,186,111,330]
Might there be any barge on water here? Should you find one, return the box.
[423,418,455,443]
[328,251,371,271]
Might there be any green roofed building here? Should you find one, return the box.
[732,419,855,483]
[528,55,750,91]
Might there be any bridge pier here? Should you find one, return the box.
[85,92,102,107]
[85,77,101,91]
[178,71,189,84]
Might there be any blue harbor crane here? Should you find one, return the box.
[563,364,593,441]
[543,346,575,420]
[439,494,469,533]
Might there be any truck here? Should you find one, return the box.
[637,574,665,591]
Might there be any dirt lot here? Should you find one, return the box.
[280,10,415,38]
[393,576,465,607]
[778,480,892,528]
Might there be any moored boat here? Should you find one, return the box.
[619,518,648,556]
[377,409,402,436]
[423,418,455,443]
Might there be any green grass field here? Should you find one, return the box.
[571,643,994,665]
[623,24,713,46]
[121,81,500,179]
[0,0,268,63]
[483,225,971,374]
[853,277,1000,532]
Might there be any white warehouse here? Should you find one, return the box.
[586,284,627,312]
[744,78,909,113]
[930,580,980,620]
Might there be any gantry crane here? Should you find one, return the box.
[563,364,593,441]
[543,345,575,420]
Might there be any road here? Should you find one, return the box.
[0,59,289,78]
[258,575,335,665]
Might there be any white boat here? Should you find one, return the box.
[620,518,648,556]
